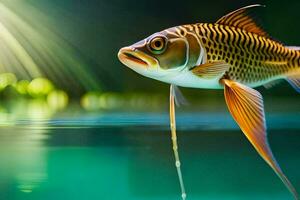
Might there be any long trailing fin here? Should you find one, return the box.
[222,79,299,199]
[171,85,189,107]
[216,4,269,38]
[170,84,187,200]
[191,61,230,79]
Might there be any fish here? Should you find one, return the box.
[118,4,299,199]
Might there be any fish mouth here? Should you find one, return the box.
[118,47,156,69]
[123,51,148,66]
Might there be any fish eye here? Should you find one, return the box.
[148,36,167,54]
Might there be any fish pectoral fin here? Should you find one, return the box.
[222,79,299,199]
[286,75,300,93]
[216,4,269,38]
[191,61,230,79]
[171,84,189,107]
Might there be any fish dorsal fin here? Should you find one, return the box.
[216,4,269,37]
[222,79,299,199]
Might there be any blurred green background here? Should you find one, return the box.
[0,0,299,106]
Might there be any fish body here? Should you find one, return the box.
[118,4,300,199]
[190,23,299,87]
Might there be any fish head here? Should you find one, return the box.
[118,27,203,80]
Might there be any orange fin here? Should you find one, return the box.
[191,61,230,79]
[286,75,300,93]
[216,4,269,38]
[223,79,299,199]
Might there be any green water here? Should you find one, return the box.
[0,110,299,200]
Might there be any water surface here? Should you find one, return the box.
[0,110,299,200]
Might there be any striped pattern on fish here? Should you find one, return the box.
[168,23,300,87]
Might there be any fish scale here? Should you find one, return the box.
[178,23,299,85]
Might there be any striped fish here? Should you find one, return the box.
[118,5,299,199]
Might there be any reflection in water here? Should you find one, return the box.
[0,127,48,196]
[0,99,57,124]
[0,121,299,200]
[81,92,166,111]
[0,92,299,200]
